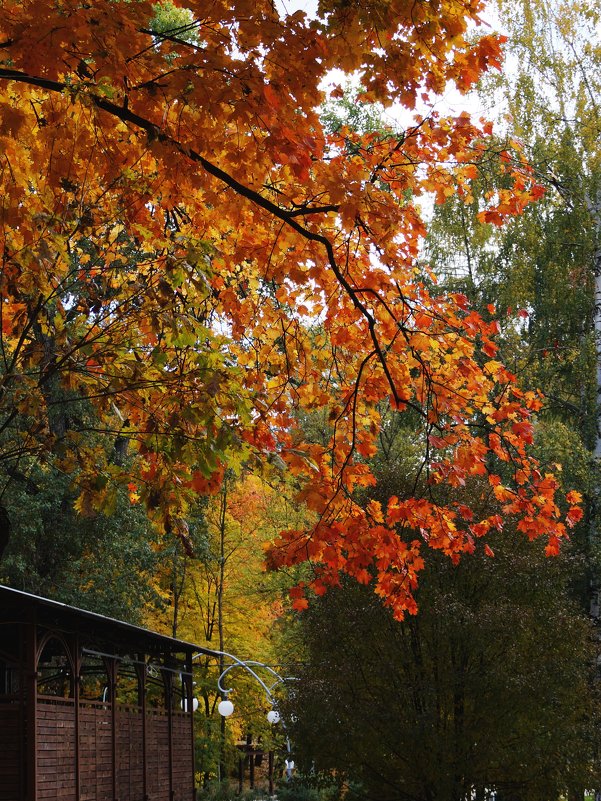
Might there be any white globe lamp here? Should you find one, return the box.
[218,698,234,717]
[266,709,280,724]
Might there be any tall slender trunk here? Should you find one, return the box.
[217,476,228,783]
[588,190,601,620]
[588,189,601,801]
[592,191,601,460]
[171,545,188,638]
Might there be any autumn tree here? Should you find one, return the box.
[285,541,599,801]
[280,411,598,801]
[144,472,307,783]
[0,0,580,616]
[272,37,601,797]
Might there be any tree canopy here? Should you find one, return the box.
[282,3,601,795]
[0,0,581,618]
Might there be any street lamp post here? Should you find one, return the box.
[191,649,297,782]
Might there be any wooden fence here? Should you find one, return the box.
[0,695,194,801]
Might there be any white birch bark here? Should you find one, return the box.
[591,191,601,459]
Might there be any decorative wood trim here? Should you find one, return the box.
[138,658,148,801]
[73,634,80,801]
[26,617,36,801]
[106,657,118,801]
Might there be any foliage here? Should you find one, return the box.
[276,774,351,801]
[485,0,601,447]
[0,0,579,617]
[196,781,271,801]
[143,472,306,781]
[284,535,599,801]
[0,449,162,621]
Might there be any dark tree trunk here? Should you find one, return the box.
[0,503,11,560]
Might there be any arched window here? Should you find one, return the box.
[37,636,74,698]
[145,660,168,709]
[79,653,110,702]
[115,658,142,708]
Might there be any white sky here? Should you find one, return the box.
[275,0,508,126]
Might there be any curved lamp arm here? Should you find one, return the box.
[193,648,296,703]
[216,659,282,701]
[266,674,299,698]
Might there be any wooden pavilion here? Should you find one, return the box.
[0,584,209,801]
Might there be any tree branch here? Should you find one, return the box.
[0,67,408,409]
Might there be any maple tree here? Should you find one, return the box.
[0,0,581,618]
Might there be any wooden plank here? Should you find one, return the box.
[172,709,193,801]
[115,706,144,801]
[36,698,77,801]
[78,702,114,801]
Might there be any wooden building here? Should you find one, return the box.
[0,584,207,801]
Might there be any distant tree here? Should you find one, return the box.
[427,0,600,453]
[0,453,161,622]
[145,471,308,783]
[285,531,599,801]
